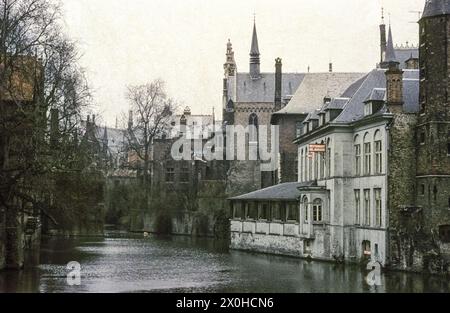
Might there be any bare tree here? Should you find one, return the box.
[0,0,94,259]
[125,80,176,226]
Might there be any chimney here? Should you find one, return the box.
[385,61,404,113]
[329,63,333,73]
[275,58,282,111]
[380,19,387,64]
[92,114,96,125]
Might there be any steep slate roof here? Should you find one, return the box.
[334,69,420,123]
[422,0,450,19]
[229,182,314,201]
[274,72,366,115]
[233,72,305,103]
[327,98,351,110]
[395,48,419,69]
[364,88,386,102]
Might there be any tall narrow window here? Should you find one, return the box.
[364,134,371,175]
[364,189,371,226]
[313,199,323,222]
[326,139,332,178]
[314,152,319,180]
[308,152,312,181]
[295,155,299,179]
[287,203,299,222]
[320,149,325,180]
[272,203,282,221]
[420,129,426,144]
[259,203,269,220]
[420,184,426,196]
[355,144,361,176]
[303,197,309,222]
[300,150,304,182]
[374,131,382,174]
[180,165,189,182]
[355,189,361,225]
[375,189,382,227]
[249,202,258,219]
[296,121,303,138]
[249,113,259,143]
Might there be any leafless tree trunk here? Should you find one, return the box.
[125,80,176,228]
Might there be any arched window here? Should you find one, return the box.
[354,135,361,176]
[302,196,309,222]
[363,133,371,175]
[313,199,323,222]
[249,113,259,142]
[319,140,325,179]
[374,130,383,174]
[308,149,312,181]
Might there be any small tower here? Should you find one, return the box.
[224,39,236,77]
[380,24,397,69]
[249,20,261,79]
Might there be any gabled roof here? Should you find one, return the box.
[232,72,305,103]
[273,72,366,116]
[422,0,450,19]
[229,182,315,201]
[333,69,420,123]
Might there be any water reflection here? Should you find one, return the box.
[0,234,449,293]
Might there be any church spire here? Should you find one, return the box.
[249,18,261,79]
[381,24,398,68]
[385,24,397,63]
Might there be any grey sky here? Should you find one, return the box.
[61,0,425,127]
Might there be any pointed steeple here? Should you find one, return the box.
[250,21,260,56]
[385,25,397,63]
[381,24,398,68]
[249,18,261,79]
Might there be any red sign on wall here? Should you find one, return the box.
[309,144,326,153]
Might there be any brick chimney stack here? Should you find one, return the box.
[274,57,282,111]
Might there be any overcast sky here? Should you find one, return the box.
[61,0,425,127]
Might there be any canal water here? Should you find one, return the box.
[0,234,449,293]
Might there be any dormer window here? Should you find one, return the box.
[364,102,372,116]
[296,121,303,138]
